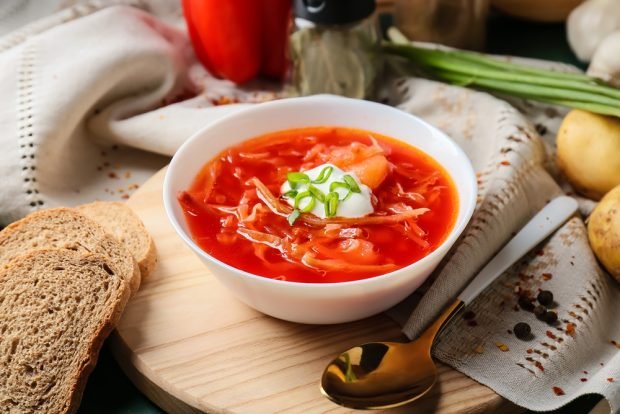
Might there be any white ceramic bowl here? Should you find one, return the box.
[163,95,476,324]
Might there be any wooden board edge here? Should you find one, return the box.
[109,331,204,414]
[116,166,525,414]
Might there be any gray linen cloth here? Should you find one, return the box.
[379,79,620,412]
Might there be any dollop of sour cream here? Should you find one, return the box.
[280,163,374,218]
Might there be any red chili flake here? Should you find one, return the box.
[462,310,476,320]
[566,323,576,336]
[121,194,130,200]
[546,331,557,340]
[211,96,239,106]
[583,370,588,375]
[467,320,478,327]
[536,250,545,256]
[108,172,118,179]
[535,361,545,372]
[608,378,614,383]
[580,378,588,382]
[553,386,565,396]
[500,160,511,166]
[527,349,533,354]
[542,273,553,281]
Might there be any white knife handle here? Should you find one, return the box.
[458,196,578,305]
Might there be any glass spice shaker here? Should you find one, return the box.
[289,0,381,99]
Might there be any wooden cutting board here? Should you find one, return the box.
[110,167,521,414]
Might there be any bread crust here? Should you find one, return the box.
[0,207,140,295]
[76,201,157,278]
[0,249,130,414]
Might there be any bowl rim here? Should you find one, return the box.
[163,95,477,289]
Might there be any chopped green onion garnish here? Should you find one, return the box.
[294,191,312,210]
[283,190,298,199]
[343,175,361,193]
[312,166,333,184]
[325,192,339,217]
[329,181,349,193]
[287,209,301,225]
[308,185,326,203]
[300,196,316,213]
[287,172,310,189]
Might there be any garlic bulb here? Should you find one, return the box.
[587,31,620,88]
[567,0,620,62]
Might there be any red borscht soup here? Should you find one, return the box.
[178,127,458,283]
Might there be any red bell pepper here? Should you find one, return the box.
[183,0,291,84]
[260,0,292,79]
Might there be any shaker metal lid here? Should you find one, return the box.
[293,0,376,25]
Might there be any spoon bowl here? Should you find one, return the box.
[322,342,436,409]
[321,300,463,409]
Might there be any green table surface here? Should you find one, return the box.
[77,14,599,414]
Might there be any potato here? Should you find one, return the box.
[588,185,620,281]
[556,109,620,200]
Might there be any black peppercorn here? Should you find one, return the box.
[518,296,535,311]
[514,322,532,340]
[545,310,558,324]
[537,290,554,306]
[534,305,547,319]
[462,310,476,320]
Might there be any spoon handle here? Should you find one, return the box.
[457,196,578,305]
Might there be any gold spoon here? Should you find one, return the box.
[321,196,578,409]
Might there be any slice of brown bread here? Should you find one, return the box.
[0,208,140,295]
[0,249,130,414]
[76,201,156,278]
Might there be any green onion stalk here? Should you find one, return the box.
[384,27,620,118]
